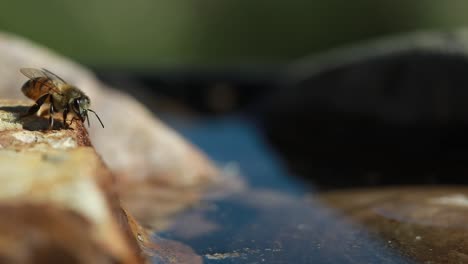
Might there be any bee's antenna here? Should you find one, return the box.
[87,109,104,128]
[86,113,90,127]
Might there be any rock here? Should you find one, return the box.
[315,187,468,263]
[259,29,468,187]
[122,209,202,264]
[0,100,143,263]
[0,100,203,263]
[0,204,120,264]
[0,32,220,227]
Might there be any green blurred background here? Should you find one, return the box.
[0,1,467,67]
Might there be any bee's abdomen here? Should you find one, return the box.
[21,77,52,101]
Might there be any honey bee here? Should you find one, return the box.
[20,68,104,129]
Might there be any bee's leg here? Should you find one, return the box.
[21,93,49,117]
[68,117,79,127]
[48,96,55,130]
[62,107,69,128]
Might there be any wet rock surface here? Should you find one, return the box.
[165,189,409,264]
[317,187,468,263]
[162,186,468,264]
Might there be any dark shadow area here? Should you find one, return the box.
[20,116,66,131]
[259,50,468,189]
[0,106,66,131]
[0,105,29,114]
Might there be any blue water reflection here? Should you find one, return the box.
[165,115,308,193]
[158,115,413,264]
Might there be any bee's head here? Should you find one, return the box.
[70,95,104,128]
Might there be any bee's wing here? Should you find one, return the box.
[20,68,67,84]
[20,68,49,79]
[41,68,67,84]
[19,68,65,95]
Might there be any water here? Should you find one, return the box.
[157,115,414,263]
[167,115,307,192]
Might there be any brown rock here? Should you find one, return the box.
[316,187,468,263]
[0,204,117,264]
[0,32,220,228]
[0,100,143,263]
